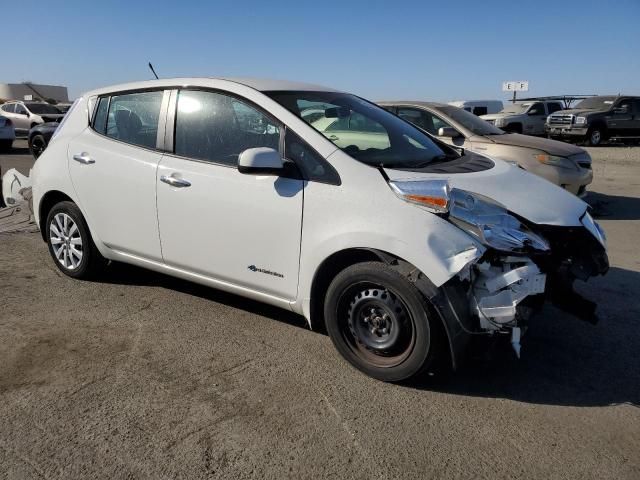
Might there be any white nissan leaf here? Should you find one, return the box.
[31,78,609,381]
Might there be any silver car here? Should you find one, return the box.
[378,101,593,197]
[0,101,65,136]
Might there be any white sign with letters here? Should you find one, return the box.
[23,94,33,101]
[502,81,529,92]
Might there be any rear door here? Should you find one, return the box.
[68,90,167,260]
[156,89,304,300]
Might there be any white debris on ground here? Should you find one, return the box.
[0,187,38,234]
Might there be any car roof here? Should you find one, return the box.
[83,77,340,97]
[377,101,449,109]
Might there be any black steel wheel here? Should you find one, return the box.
[324,261,443,382]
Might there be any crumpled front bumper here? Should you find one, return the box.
[423,224,608,368]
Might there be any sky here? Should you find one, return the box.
[4,0,640,102]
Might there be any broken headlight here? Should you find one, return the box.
[581,211,606,247]
[448,189,550,253]
[388,179,550,253]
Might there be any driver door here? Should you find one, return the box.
[526,102,547,135]
[156,89,304,300]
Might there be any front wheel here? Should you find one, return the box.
[586,127,605,146]
[46,201,106,279]
[324,262,443,382]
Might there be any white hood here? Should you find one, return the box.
[384,158,588,226]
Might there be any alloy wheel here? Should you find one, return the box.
[49,213,83,270]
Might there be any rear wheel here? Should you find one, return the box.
[45,201,106,279]
[29,134,47,158]
[324,262,443,382]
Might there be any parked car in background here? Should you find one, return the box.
[0,115,16,151]
[379,102,593,197]
[56,103,73,114]
[447,100,502,116]
[0,101,64,136]
[481,100,564,135]
[28,122,59,158]
[32,78,608,382]
[546,95,640,146]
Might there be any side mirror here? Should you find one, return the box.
[238,147,283,175]
[437,126,459,138]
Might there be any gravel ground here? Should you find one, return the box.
[0,142,639,479]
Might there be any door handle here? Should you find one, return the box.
[72,152,95,165]
[160,175,191,188]
[327,135,339,141]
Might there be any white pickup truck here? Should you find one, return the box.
[481,100,564,135]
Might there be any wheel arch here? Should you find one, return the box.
[309,247,469,371]
[38,190,74,241]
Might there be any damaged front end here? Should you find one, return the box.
[390,177,608,362]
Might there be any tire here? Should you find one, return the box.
[586,126,605,146]
[324,261,443,382]
[29,134,47,158]
[504,123,522,134]
[45,201,106,279]
[0,139,12,152]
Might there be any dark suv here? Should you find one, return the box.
[546,95,640,146]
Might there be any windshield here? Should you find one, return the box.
[265,91,448,168]
[574,96,618,110]
[26,103,62,115]
[435,106,504,136]
[499,103,531,114]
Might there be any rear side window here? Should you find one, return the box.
[472,106,487,116]
[92,97,109,134]
[174,90,280,167]
[1,103,15,113]
[105,91,163,149]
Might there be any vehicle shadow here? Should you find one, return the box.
[407,266,640,407]
[99,261,310,331]
[585,191,640,220]
[6,145,31,156]
[99,261,639,407]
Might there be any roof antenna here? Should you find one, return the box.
[148,62,159,80]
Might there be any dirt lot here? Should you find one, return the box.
[1,140,639,479]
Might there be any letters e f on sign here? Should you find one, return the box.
[502,81,529,92]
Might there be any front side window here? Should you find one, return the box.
[15,104,28,115]
[547,103,563,114]
[398,108,453,136]
[436,106,505,136]
[106,91,163,149]
[528,103,545,116]
[174,90,280,166]
[284,128,339,184]
[615,99,632,113]
[472,106,488,116]
[266,91,448,168]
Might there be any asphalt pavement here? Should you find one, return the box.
[0,141,638,479]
